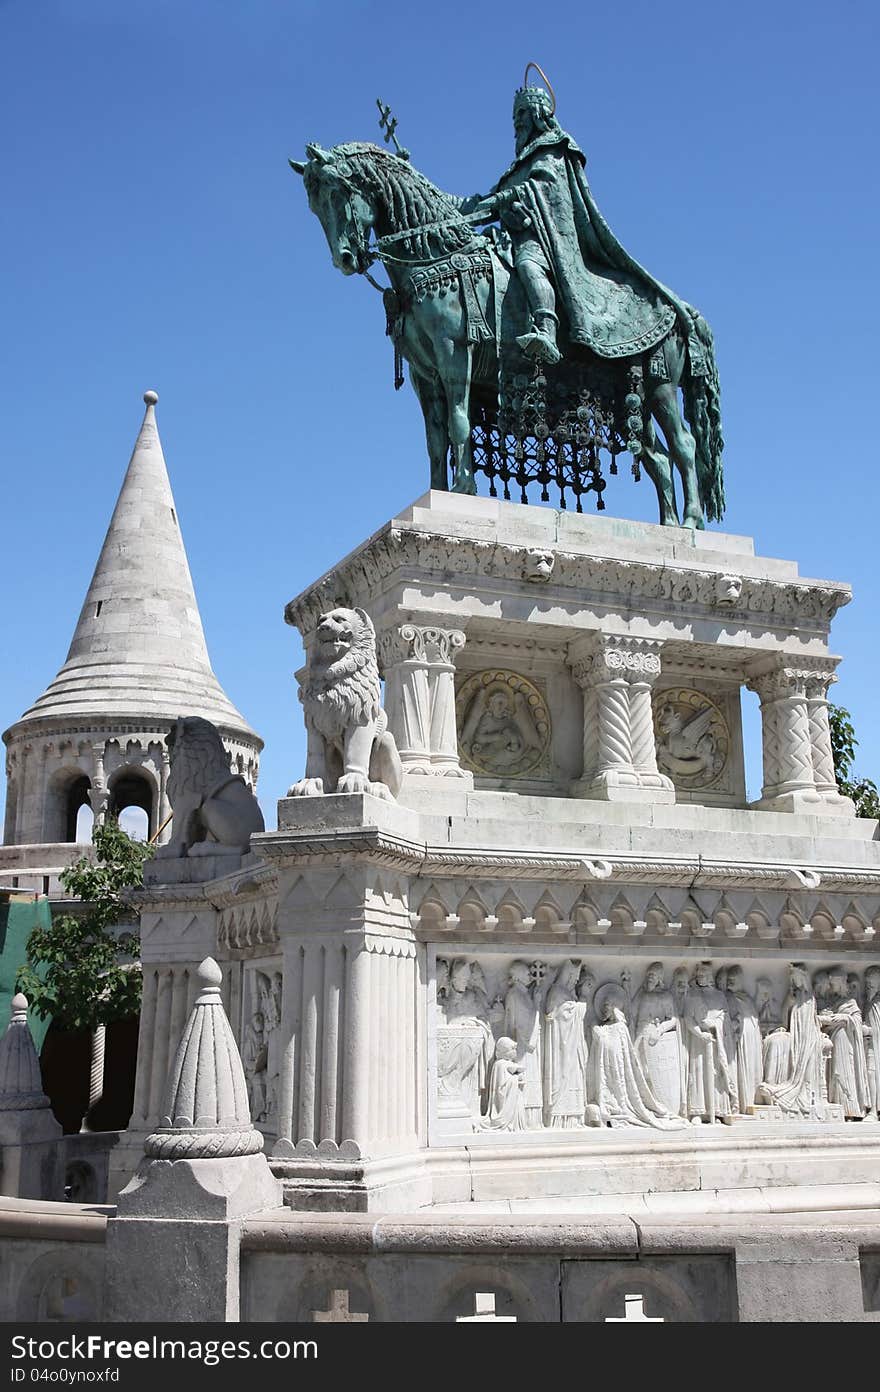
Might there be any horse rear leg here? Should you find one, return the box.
[434,339,476,495]
[639,421,679,526]
[411,369,450,490]
[650,384,703,529]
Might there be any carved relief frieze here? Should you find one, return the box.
[431,950,880,1137]
[456,670,551,779]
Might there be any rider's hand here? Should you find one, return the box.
[504,200,532,230]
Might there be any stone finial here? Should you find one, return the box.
[143,389,159,406]
[144,958,263,1160]
[0,994,52,1111]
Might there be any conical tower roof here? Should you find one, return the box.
[14,392,258,739]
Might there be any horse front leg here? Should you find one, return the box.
[411,367,450,491]
[435,339,476,495]
[650,384,703,530]
[639,420,679,526]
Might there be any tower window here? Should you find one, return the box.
[95,601,103,618]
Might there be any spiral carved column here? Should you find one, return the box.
[747,659,853,814]
[570,635,673,802]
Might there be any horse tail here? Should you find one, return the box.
[681,315,725,524]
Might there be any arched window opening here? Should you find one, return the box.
[64,777,92,843]
[108,769,154,841]
[74,803,94,844]
[116,805,149,841]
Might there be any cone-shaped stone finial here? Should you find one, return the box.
[144,957,263,1159]
[0,994,52,1111]
[15,392,258,732]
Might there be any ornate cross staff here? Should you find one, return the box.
[376,98,410,161]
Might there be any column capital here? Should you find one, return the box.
[569,633,664,687]
[746,656,841,703]
[378,623,466,670]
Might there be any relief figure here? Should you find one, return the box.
[632,962,686,1117]
[542,960,587,1128]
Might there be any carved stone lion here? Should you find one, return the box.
[289,607,403,801]
[155,716,265,858]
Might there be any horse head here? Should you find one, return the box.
[291,142,376,276]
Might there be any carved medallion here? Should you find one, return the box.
[652,688,729,788]
[457,670,551,777]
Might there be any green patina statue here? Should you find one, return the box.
[291,68,724,527]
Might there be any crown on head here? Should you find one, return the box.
[514,62,556,120]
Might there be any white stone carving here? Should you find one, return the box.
[289,607,403,801]
[819,966,870,1118]
[524,548,555,582]
[632,963,686,1117]
[481,1037,528,1131]
[155,716,264,859]
[725,965,763,1111]
[458,670,550,778]
[144,957,264,1159]
[503,961,543,1127]
[378,623,469,779]
[0,995,53,1112]
[242,1005,268,1124]
[756,964,827,1116]
[542,961,588,1128]
[684,962,738,1122]
[714,575,743,606]
[570,635,674,803]
[865,966,880,1118]
[588,986,685,1130]
[436,957,493,1122]
[747,660,854,816]
[654,690,728,788]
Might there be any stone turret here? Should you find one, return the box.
[3,392,262,849]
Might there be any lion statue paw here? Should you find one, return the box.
[288,777,324,797]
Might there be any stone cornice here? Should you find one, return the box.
[3,716,263,754]
[253,827,880,895]
[284,526,851,640]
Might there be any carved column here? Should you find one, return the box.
[379,623,472,781]
[804,669,842,797]
[747,659,853,815]
[89,742,109,824]
[158,743,172,841]
[569,635,674,803]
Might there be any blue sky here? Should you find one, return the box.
[2,0,879,824]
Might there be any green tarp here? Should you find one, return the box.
[0,893,51,1050]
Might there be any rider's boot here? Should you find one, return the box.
[516,310,561,366]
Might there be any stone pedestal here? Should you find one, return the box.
[121,495,879,1217]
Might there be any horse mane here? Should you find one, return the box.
[336,142,472,260]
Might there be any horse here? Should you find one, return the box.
[291,140,723,529]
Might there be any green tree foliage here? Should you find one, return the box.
[828,704,880,819]
[17,819,153,1032]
